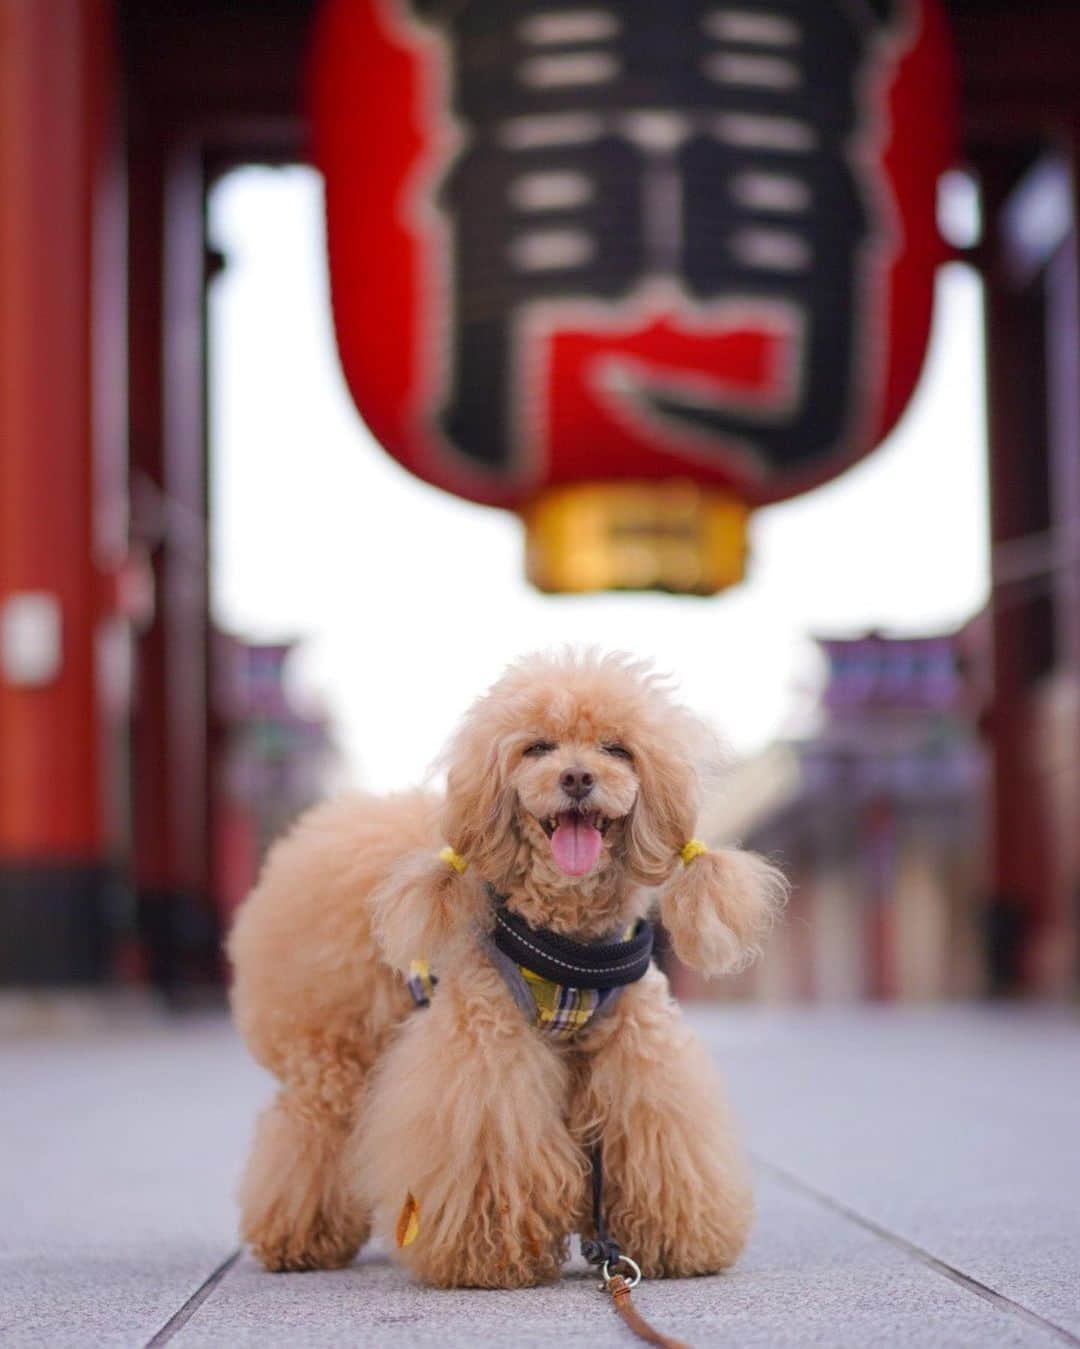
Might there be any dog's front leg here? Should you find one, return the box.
[348,960,587,1288]
[573,967,754,1279]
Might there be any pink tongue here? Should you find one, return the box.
[550,813,603,876]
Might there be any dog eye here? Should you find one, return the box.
[602,743,633,761]
[523,741,557,757]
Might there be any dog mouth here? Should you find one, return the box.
[538,810,610,877]
[539,810,611,838]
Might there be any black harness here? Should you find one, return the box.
[490,898,654,990]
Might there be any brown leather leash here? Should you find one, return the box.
[582,1144,692,1349]
[605,1273,690,1349]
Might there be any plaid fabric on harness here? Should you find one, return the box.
[517,963,621,1040]
[407,951,617,1038]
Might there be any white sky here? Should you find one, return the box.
[208,166,989,794]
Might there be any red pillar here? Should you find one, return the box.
[977,151,1057,993]
[0,0,124,983]
[125,57,215,995]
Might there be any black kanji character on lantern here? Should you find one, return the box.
[410,0,903,475]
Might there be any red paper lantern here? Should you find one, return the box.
[311,0,956,593]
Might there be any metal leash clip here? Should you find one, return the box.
[600,1253,642,1290]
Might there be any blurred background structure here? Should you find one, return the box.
[1,0,1078,1002]
[681,626,990,1002]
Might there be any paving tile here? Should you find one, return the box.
[1,1019,266,1348]
[698,1006,1080,1342]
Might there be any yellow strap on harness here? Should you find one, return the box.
[439,845,468,874]
[679,838,708,866]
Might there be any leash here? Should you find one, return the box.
[582,1145,690,1349]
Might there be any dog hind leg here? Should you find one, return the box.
[240,1079,371,1272]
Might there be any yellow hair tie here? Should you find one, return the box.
[679,839,708,866]
[439,845,468,875]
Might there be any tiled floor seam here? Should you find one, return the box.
[144,1250,241,1347]
[754,1157,1080,1347]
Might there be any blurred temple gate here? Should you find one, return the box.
[0,0,1078,995]
[680,628,990,1002]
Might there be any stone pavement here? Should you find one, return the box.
[3,1004,1078,1347]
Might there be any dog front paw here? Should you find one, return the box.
[396,1169,570,1288]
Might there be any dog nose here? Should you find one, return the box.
[560,767,594,799]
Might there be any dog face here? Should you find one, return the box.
[513,734,638,878]
[441,651,712,928]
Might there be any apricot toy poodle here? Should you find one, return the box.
[228,649,786,1288]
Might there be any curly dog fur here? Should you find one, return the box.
[228,650,787,1286]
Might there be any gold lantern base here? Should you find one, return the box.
[523,481,748,596]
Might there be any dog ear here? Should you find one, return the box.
[440,727,519,886]
[369,849,485,974]
[623,732,699,886]
[661,847,788,977]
